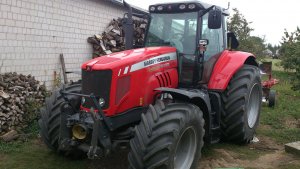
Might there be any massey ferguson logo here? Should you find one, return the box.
[144,56,171,67]
[130,52,176,73]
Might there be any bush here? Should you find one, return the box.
[280,27,300,91]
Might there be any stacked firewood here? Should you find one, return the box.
[87,18,147,58]
[0,72,46,137]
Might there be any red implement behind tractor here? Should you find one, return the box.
[39,1,262,168]
[260,62,279,107]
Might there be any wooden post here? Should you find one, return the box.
[60,54,68,84]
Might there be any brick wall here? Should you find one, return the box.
[0,0,125,89]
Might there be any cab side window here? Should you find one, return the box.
[201,13,224,61]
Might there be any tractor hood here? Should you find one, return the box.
[81,47,177,71]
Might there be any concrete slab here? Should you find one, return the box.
[285,141,300,156]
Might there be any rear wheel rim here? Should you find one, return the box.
[247,83,260,128]
[174,127,197,169]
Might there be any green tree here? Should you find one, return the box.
[243,36,267,58]
[227,8,266,59]
[280,27,300,90]
[228,8,253,42]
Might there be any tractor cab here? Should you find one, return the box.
[145,1,229,87]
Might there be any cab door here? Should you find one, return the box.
[199,13,226,84]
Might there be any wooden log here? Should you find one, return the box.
[0,72,47,134]
[0,130,19,142]
[87,17,147,58]
[0,90,9,99]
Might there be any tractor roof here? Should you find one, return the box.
[151,0,229,16]
[153,0,211,9]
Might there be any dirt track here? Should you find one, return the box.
[200,136,299,169]
[88,136,300,169]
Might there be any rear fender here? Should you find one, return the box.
[208,50,258,91]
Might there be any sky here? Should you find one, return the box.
[126,0,300,45]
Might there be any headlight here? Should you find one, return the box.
[188,4,196,9]
[150,6,156,11]
[157,6,163,11]
[179,4,186,10]
[99,98,105,107]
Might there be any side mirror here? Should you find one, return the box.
[208,9,222,29]
[227,32,239,49]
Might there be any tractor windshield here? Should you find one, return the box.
[145,12,198,55]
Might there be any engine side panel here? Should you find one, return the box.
[112,53,178,116]
[208,50,256,91]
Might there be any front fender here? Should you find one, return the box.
[208,50,257,91]
[154,87,211,114]
[155,87,213,143]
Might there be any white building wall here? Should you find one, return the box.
[0,0,125,89]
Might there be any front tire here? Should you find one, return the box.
[221,65,262,143]
[38,82,84,157]
[128,100,205,169]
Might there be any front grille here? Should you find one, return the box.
[81,70,112,109]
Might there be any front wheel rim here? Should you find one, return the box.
[174,127,197,169]
[247,83,261,128]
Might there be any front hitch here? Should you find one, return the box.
[59,88,113,159]
[88,107,112,159]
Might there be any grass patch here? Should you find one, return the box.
[257,128,300,144]
[0,141,25,154]
[0,140,88,169]
[22,120,40,138]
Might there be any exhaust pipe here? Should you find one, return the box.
[123,0,134,50]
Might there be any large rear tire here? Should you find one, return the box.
[128,100,205,169]
[221,65,262,144]
[38,82,84,157]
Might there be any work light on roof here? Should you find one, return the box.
[179,4,186,10]
[150,6,155,11]
[157,5,163,11]
[188,4,196,9]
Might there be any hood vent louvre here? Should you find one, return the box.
[156,72,171,87]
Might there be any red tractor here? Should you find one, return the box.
[39,1,262,168]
